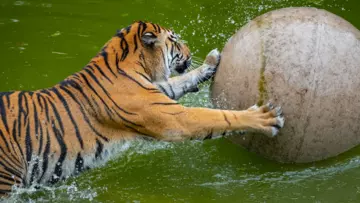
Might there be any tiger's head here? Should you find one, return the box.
[114,21,192,82]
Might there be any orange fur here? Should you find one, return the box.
[0,21,284,196]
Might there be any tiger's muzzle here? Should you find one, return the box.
[175,58,192,74]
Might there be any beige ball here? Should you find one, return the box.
[211,7,360,163]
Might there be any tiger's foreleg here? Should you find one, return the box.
[155,49,220,100]
[137,92,285,141]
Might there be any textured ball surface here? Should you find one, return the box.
[211,7,360,163]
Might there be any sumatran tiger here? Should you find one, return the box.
[0,21,285,196]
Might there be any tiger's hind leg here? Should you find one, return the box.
[155,49,220,100]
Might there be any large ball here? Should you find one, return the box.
[211,7,360,163]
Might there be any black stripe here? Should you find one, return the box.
[160,111,185,116]
[83,69,136,115]
[0,153,23,176]
[176,43,181,50]
[150,23,157,32]
[65,80,99,117]
[170,44,174,56]
[222,112,231,126]
[70,81,115,130]
[156,84,173,99]
[74,153,84,174]
[135,61,147,74]
[204,131,213,140]
[38,130,50,183]
[60,86,109,142]
[100,50,117,78]
[23,93,30,116]
[123,124,152,137]
[49,118,67,184]
[137,22,143,43]
[33,100,39,140]
[89,64,114,84]
[125,25,132,33]
[0,95,10,134]
[40,89,53,98]
[0,173,15,182]
[8,133,19,159]
[117,69,158,91]
[150,90,163,94]
[51,87,84,149]
[167,84,176,99]
[119,33,129,61]
[36,93,44,111]
[0,145,22,169]
[37,116,44,156]
[171,54,179,64]
[90,96,102,120]
[165,43,170,66]
[111,107,143,127]
[29,158,39,185]
[133,34,138,53]
[140,22,147,36]
[95,139,103,159]
[160,48,167,67]
[0,171,13,177]
[0,189,12,195]
[79,72,115,118]
[12,120,26,167]
[0,130,10,152]
[43,94,65,135]
[0,180,13,186]
[115,48,121,72]
[17,92,26,138]
[0,159,22,179]
[39,94,50,122]
[151,102,179,106]
[0,92,14,109]
[25,119,32,165]
[156,24,161,33]
[168,37,175,42]
[63,80,97,112]
[135,71,152,83]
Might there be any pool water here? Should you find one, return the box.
[0,0,360,202]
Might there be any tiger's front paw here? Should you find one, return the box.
[204,48,221,67]
[247,102,285,137]
[197,49,221,83]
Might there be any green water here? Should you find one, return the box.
[1,0,360,202]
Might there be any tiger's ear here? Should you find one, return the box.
[141,32,159,46]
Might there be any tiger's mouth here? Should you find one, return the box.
[174,58,192,74]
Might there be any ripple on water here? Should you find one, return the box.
[198,156,360,188]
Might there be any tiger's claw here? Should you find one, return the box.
[246,103,285,137]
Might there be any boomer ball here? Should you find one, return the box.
[211,7,360,163]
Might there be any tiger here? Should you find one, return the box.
[0,21,285,196]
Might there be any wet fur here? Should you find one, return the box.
[0,21,284,196]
